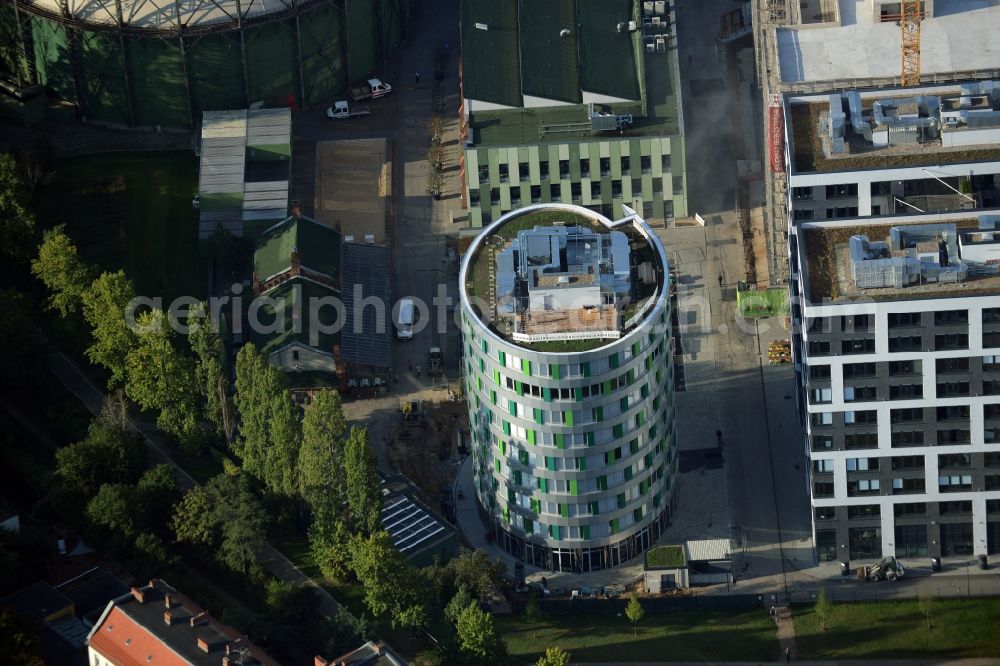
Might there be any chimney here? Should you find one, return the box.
[290,247,301,276]
[222,657,230,666]
[198,637,210,653]
[314,658,330,666]
[163,611,174,626]
[190,612,207,627]
[165,594,173,609]
[131,587,145,604]
[291,200,301,218]
[373,642,384,655]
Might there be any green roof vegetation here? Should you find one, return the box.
[250,278,339,358]
[254,216,341,282]
[461,0,521,107]
[518,0,581,103]
[578,0,640,100]
[646,545,685,568]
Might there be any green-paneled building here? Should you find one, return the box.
[0,0,408,129]
[460,0,687,228]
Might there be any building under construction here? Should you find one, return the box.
[0,0,408,128]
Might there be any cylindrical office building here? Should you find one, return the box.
[459,203,678,573]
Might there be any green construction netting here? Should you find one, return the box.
[79,30,128,124]
[125,37,188,127]
[346,0,377,83]
[185,32,246,116]
[30,17,75,103]
[0,4,27,83]
[245,19,296,105]
[380,0,404,58]
[737,288,790,319]
[300,2,346,106]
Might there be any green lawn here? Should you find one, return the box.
[793,597,1000,660]
[497,609,777,662]
[36,151,205,304]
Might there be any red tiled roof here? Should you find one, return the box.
[87,580,280,666]
[89,606,188,665]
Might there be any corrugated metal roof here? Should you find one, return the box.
[247,108,292,147]
[684,538,732,562]
[341,242,391,367]
[198,108,291,241]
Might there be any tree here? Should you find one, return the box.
[188,303,233,440]
[234,344,301,495]
[454,601,507,664]
[344,427,381,534]
[524,596,542,638]
[82,271,138,386]
[536,647,571,666]
[131,532,175,581]
[86,483,146,537]
[31,225,94,316]
[55,420,145,494]
[814,588,831,631]
[125,309,202,450]
[444,586,474,624]
[137,465,179,525]
[0,609,45,666]
[171,474,266,575]
[308,518,352,581]
[0,154,36,268]
[0,289,41,384]
[625,592,644,637]
[448,548,505,598]
[298,389,347,517]
[348,531,427,630]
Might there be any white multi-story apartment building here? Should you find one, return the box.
[779,79,1000,564]
[459,203,679,572]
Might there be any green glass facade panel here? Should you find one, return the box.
[533,407,544,424]
[527,429,536,445]
[522,358,532,376]
[564,410,574,426]
[543,387,552,402]
[574,387,584,402]
[554,433,564,449]
[569,479,579,496]
[551,364,561,379]
[581,525,591,540]
[582,361,591,377]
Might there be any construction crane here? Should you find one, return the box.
[900,0,922,86]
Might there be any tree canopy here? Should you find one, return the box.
[188,303,232,440]
[55,420,145,495]
[0,154,36,269]
[31,225,93,316]
[171,474,266,575]
[298,389,347,518]
[234,344,301,495]
[344,427,381,534]
[536,646,571,666]
[348,531,427,630]
[125,309,201,449]
[82,270,138,386]
[455,601,507,664]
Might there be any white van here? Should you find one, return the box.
[396,298,415,340]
